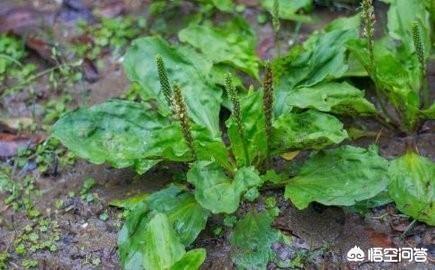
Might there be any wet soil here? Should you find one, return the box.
[0,1,434,269]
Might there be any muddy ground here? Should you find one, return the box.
[0,0,434,269]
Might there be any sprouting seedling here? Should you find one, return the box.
[361,0,375,72]
[271,0,281,56]
[225,73,250,165]
[156,55,172,106]
[172,85,196,159]
[262,63,274,160]
[412,22,429,108]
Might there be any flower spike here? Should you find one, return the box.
[172,85,196,159]
[156,55,172,106]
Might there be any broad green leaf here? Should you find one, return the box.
[187,161,263,214]
[230,211,279,270]
[261,0,313,22]
[382,0,431,57]
[285,145,389,209]
[178,18,260,78]
[53,100,231,173]
[281,82,377,116]
[272,110,348,152]
[226,90,267,167]
[52,100,188,173]
[118,186,209,269]
[388,152,435,225]
[142,213,186,270]
[110,193,149,210]
[124,36,222,136]
[274,28,358,115]
[148,186,210,245]
[118,202,150,270]
[171,249,206,270]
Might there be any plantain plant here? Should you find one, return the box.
[51,2,434,269]
[348,0,435,226]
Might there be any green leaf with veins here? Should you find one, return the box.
[187,161,263,214]
[124,36,222,136]
[388,152,435,225]
[261,0,313,22]
[272,110,348,152]
[170,249,206,270]
[142,213,186,270]
[382,0,431,57]
[226,90,267,167]
[178,18,260,78]
[273,28,358,115]
[118,186,209,269]
[147,185,210,246]
[230,211,279,270]
[52,100,183,173]
[285,145,389,209]
[52,100,231,173]
[281,82,377,116]
[118,201,149,270]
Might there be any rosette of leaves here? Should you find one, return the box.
[52,33,351,268]
[346,0,433,132]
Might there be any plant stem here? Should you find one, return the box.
[172,85,196,160]
[225,73,250,165]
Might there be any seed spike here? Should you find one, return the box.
[225,73,250,165]
[262,63,274,158]
[172,85,196,159]
[272,0,280,33]
[361,0,375,69]
[412,22,430,108]
[156,55,172,106]
[412,22,426,75]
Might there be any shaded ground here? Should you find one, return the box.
[0,0,434,269]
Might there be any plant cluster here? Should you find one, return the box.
[51,0,434,269]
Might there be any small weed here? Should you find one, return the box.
[80,177,97,203]
[74,16,145,63]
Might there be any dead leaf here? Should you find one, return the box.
[366,229,392,248]
[94,0,126,18]
[0,117,34,132]
[0,133,43,158]
[26,37,54,62]
[0,7,49,34]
